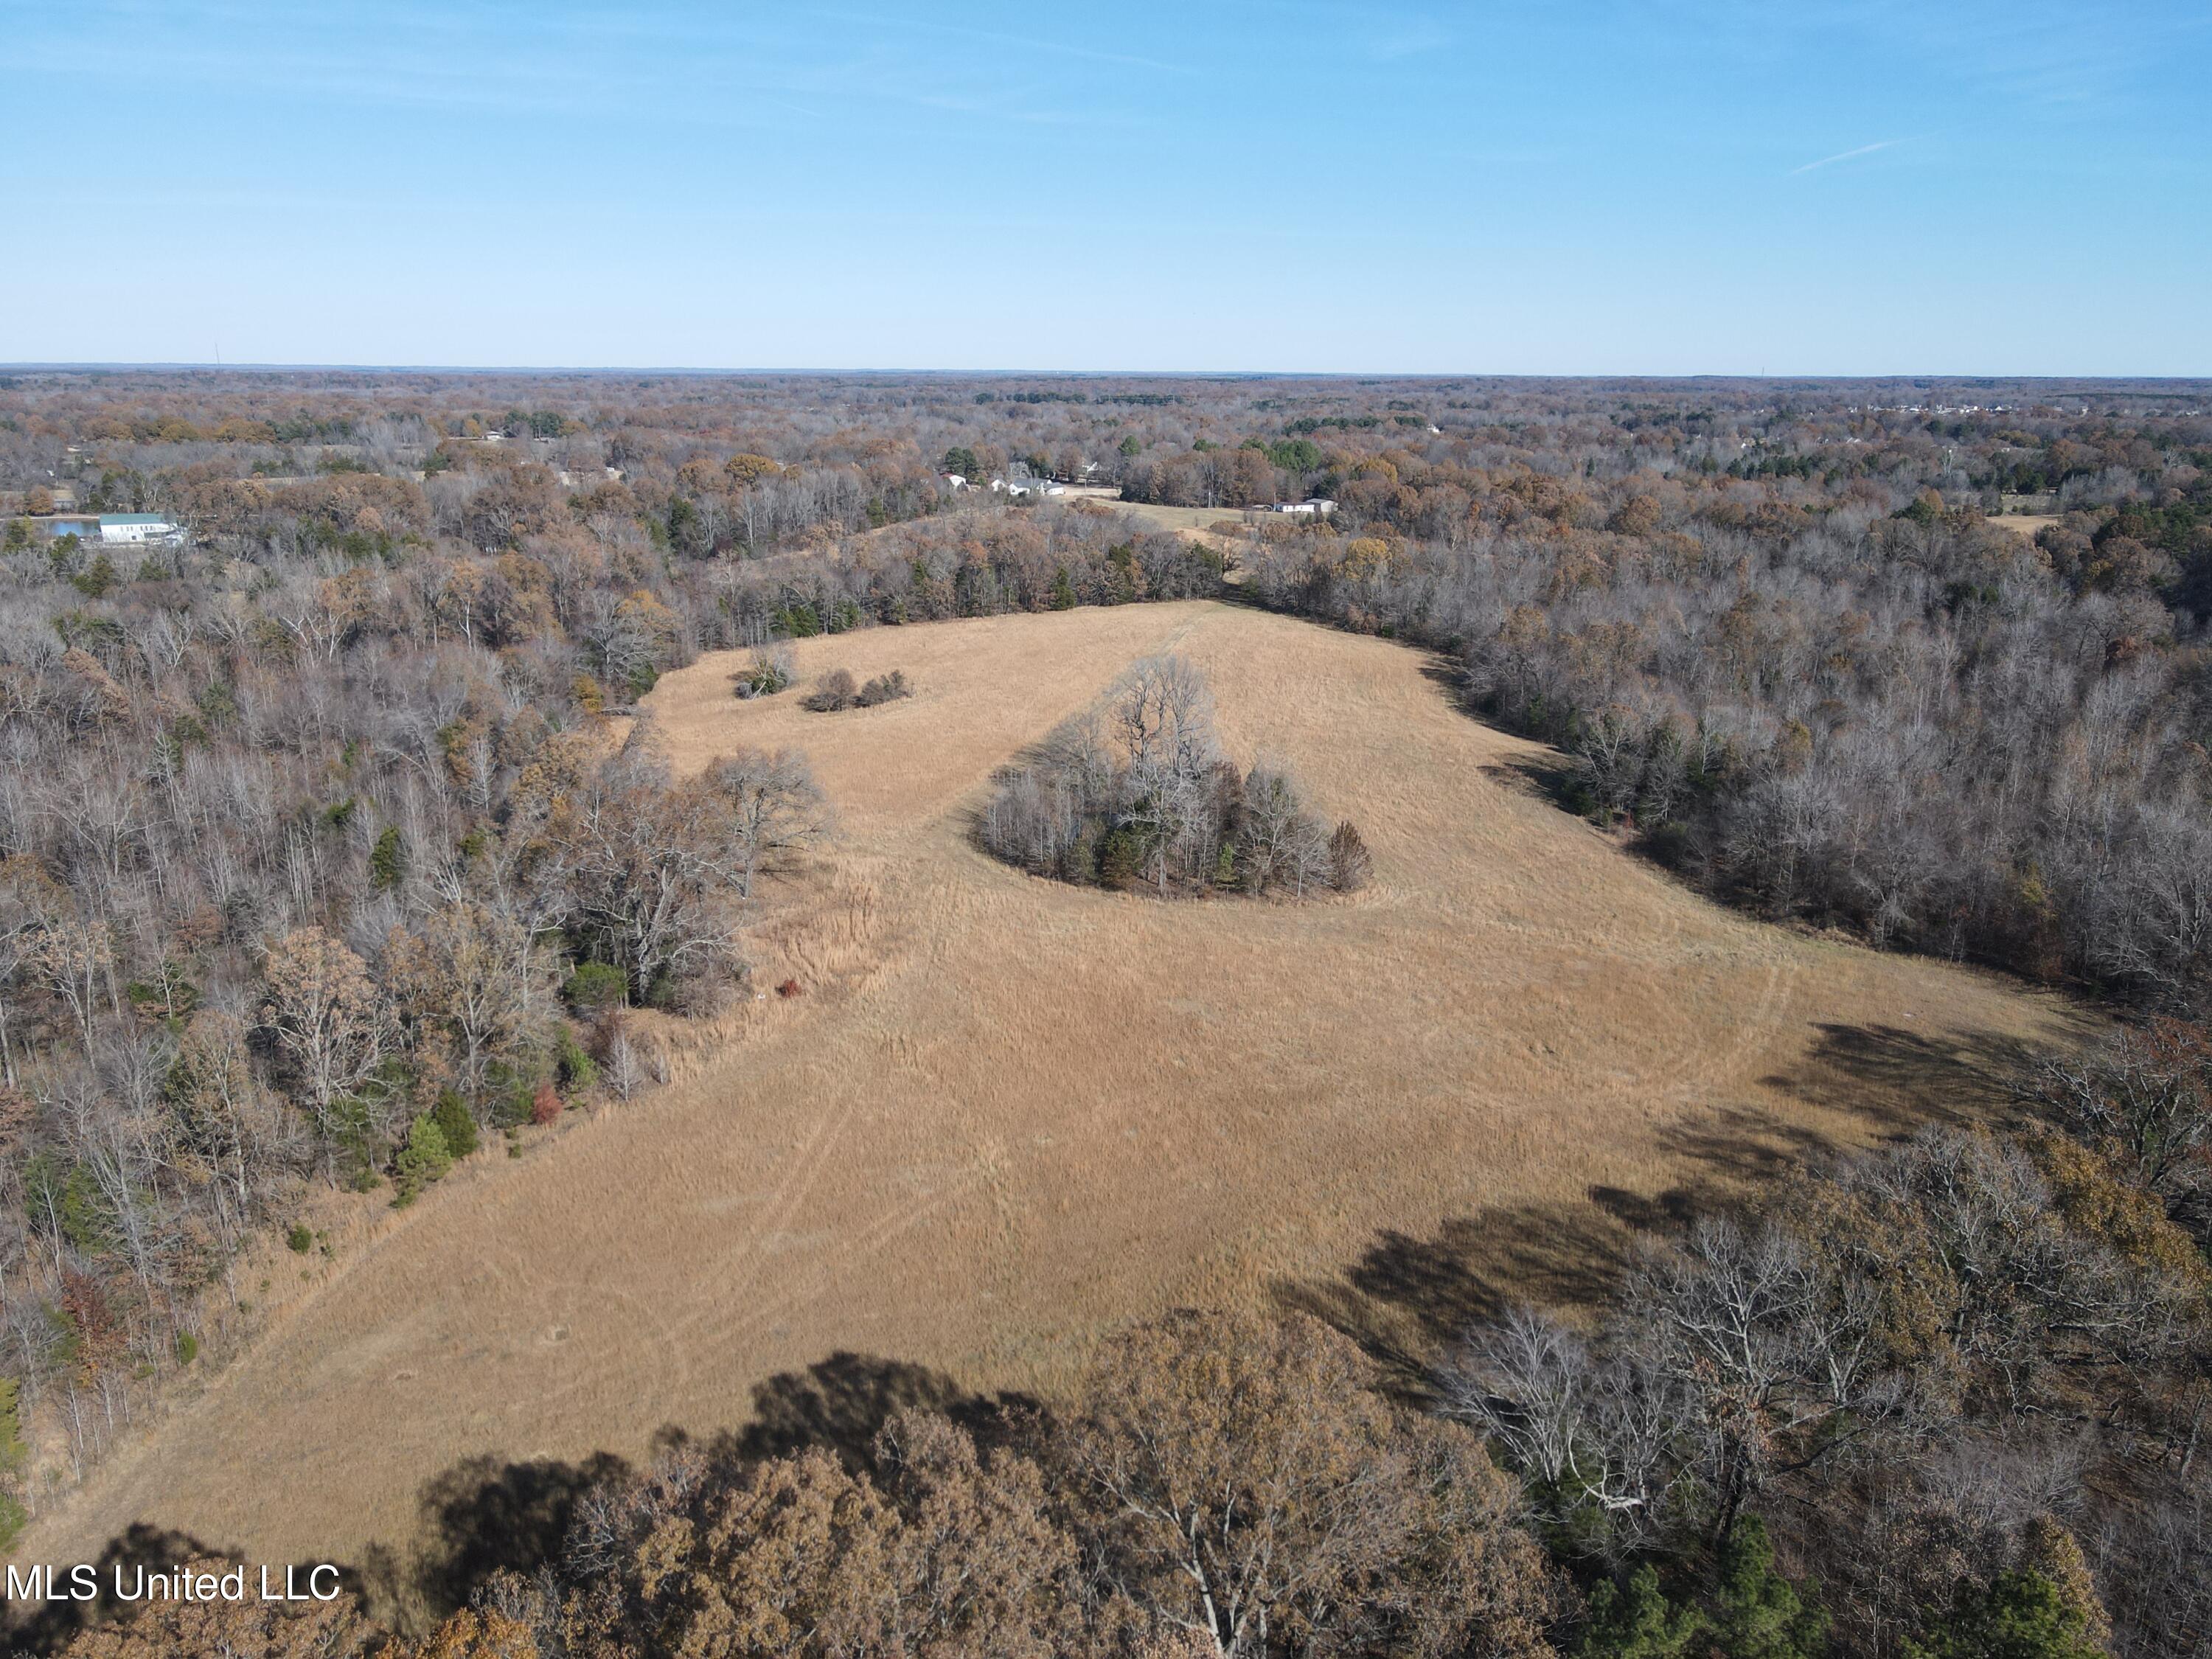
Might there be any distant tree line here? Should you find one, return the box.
[709,508,1225,647]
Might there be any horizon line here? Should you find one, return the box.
[4,363,2208,385]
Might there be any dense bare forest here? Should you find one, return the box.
[3,369,2211,1658]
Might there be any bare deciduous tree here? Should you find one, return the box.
[258,928,389,1178]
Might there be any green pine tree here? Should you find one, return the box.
[391,1113,453,1207]
[1098,827,1142,888]
[0,1377,27,1474]
[1051,565,1078,609]
[369,824,407,891]
[0,1374,29,1549]
[1580,1565,1705,1659]
[72,552,119,598]
[1714,1517,1827,1659]
[1907,1570,2107,1659]
[430,1090,479,1160]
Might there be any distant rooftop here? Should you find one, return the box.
[98,513,171,525]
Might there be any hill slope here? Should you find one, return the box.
[21,600,2084,1595]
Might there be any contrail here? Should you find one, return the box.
[1792,137,1907,175]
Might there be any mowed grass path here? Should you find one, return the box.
[24,600,2087,1582]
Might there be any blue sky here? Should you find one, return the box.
[3,1,2207,374]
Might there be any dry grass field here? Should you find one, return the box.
[18,600,2088,1607]
[1105,499,1259,535]
[1995,513,2061,539]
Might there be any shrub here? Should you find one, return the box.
[286,1222,313,1253]
[855,669,913,706]
[175,1330,198,1366]
[557,1026,599,1091]
[734,644,794,698]
[529,1080,563,1126]
[801,668,858,712]
[490,1079,535,1129]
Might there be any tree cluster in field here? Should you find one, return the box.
[46,1015,2210,1659]
[731,642,793,698]
[981,654,1370,899]
[801,667,912,712]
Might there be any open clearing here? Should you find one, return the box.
[1995,513,2060,539]
[1105,498,1260,536]
[21,601,2086,1593]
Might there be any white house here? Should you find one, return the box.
[97,513,184,546]
[1272,498,1338,517]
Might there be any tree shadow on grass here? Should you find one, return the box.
[4,1522,220,1655]
[375,1349,1035,1627]
[1411,655,1591,812]
[386,1450,631,1624]
[1756,1019,2065,1134]
[1276,1198,1654,1408]
[1281,1018,2073,1404]
[1478,750,1589,817]
[716,1349,1037,1469]
[1416,653,1478,713]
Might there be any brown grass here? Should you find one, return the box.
[1994,514,2059,539]
[18,601,2089,1593]
[1107,500,1262,535]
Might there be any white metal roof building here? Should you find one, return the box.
[97,513,184,545]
